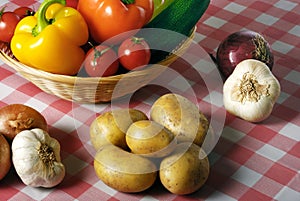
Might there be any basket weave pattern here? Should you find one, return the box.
[0,30,195,103]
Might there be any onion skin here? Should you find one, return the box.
[216,30,274,79]
[0,104,47,140]
[0,134,11,180]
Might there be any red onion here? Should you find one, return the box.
[216,30,274,79]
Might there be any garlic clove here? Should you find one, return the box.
[223,59,281,123]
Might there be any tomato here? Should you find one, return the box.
[13,6,35,19]
[0,8,20,43]
[0,134,11,181]
[118,37,151,70]
[84,45,119,77]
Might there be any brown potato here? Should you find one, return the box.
[159,142,210,195]
[90,109,148,150]
[94,144,157,193]
[150,93,209,146]
[126,120,176,158]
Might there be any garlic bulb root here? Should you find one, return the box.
[231,72,270,103]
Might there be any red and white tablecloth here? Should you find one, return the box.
[0,0,299,200]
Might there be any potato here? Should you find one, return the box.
[159,142,210,195]
[90,109,148,150]
[94,144,157,193]
[150,93,209,146]
[126,120,176,158]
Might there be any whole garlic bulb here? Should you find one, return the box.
[11,128,65,188]
[223,59,281,122]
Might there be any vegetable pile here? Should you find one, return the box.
[0,0,284,197]
[0,104,65,188]
[90,93,211,195]
[1,0,210,77]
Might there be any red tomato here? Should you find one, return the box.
[0,8,20,43]
[84,45,119,77]
[13,6,35,19]
[118,37,151,70]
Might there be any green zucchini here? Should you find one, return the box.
[147,0,210,36]
[139,0,210,63]
[150,0,175,21]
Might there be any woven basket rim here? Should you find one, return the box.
[0,50,127,83]
[0,48,184,85]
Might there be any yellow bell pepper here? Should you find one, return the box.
[10,0,89,75]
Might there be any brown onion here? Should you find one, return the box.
[216,30,274,79]
[0,104,47,140]
[0,134,11,180]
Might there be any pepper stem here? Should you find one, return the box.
[0,6,6,19]
[32,0,66,37]
[121,0,135,5]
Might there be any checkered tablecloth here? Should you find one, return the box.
[0,0,299,200]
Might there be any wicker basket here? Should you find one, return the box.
[0,29,195,103]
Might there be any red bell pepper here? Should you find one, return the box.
[77,0,153,44]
